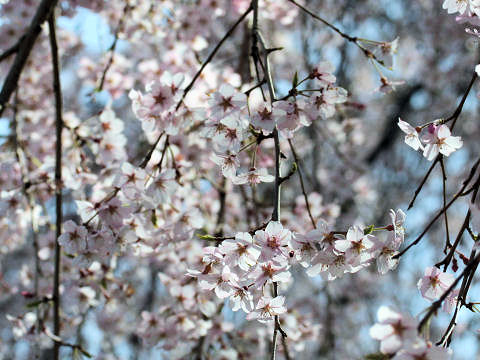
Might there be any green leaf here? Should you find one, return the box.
[291,162,298,173]
[151,210,157,227]
[79,349,93,358]
[26,299,45,308]
[292,71,298,88]
[364,225,375,235]
[197,234,216,240]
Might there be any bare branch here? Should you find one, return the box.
[0,0,59,116]
[48,13,63,360]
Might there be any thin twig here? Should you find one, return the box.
[287,0,356,42]
[288,139,316,229]
[446,71,477,130]
[96,4,130,92]
[418,252,480,333]
[176,4,253,111]
[141,5,252,168]
[408,157,439,210]
[0,39,22,62]
[440,158,451,252]
[408,71,477,209]
[394,157,480,258]
[436,211,470,271]
[252,10,290,359]
[287,0,388,66]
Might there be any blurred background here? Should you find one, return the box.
[0,0,479,359]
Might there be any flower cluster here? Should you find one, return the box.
[204,61,347,185]
[398,119,463,160]
[370,306,452,359]
[191,209,406,323]
[417,267,458,313]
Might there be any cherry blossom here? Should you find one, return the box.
[392,340,452,360]
[369,306,417,354]
[442,0,470,15]
[232,167,275,185]
[246,296,287,323]
[254,221,292,261]
[57,220,87,255]
[248,261,291,289]
[251,103,285,132]
[211,153,240,179]
[421,124,463,160]
[334,226,378,267]
[0,0,475,358]
[310,61,336,87]
[218,232,261,271]
[417,267,455,301]
[397,118,423,151]
[209,84,247,120]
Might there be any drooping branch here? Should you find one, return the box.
[96,4,130,92]
[418,251,480,333]
[395,157,480,258]
[140,4,253,168]
[250,5,290,358]
[440,158,451,252]
[0,0,59,116]
[408,71,477,209]
[48,13,63,360]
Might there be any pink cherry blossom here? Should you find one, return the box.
[369,306,417,354]
[397,118,423,151]
[421,124,463,161]
[254,221,292,261]
[443,0,469,14]
[310,61,336,87]
[334,226,377,267]
[218,232,260,271]
[57,220,87,255]
[209,84,247,120]
[198,265,239,299]
[248,261,291,289]
[417,267,455,301]
[233,167,275,186]
[246,296,287,323]
[392,340,452,360]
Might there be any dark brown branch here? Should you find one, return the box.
[394,157,480,258]
[287,0,357,42]
[0,0,59,116]
[96,4,130,92]
[418,252,480,333]
[408,157,439,210]
[446,71,477,130]
[139,132,165,169]
[197,222,268,242]
[0,39,22,62]
[176,3,253,110]
[436,211,470,271]
[279,162,297,185]
[48,13,63,360]
[287,0,389,66]
[440,158,451,252]
[251,11,289,359]
[408,71,477,209]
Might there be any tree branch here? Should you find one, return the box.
[48,13,63,360]
[0,0,59,116]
